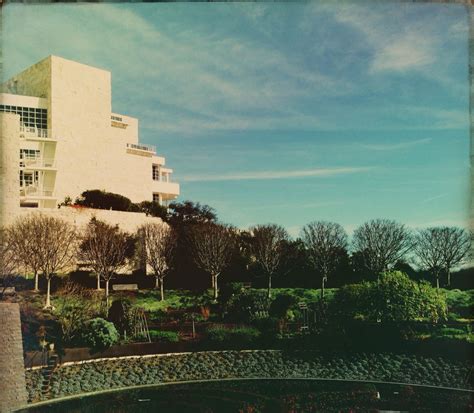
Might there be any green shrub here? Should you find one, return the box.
[231,326,261,344]
[219,282,245,304]
[269,293,298,319]
[445,289,473,318]
[224,290,270,322]
[75,190,135,212]
[433,326,472,342]
[330,283,371,320]
[79,318,119,350]
[206,325,228,343]
[137,201,167,219]
[436,327,466,337]
[331,272,447,323]
[206,325,261,345]
[149,330,180,343]
[107,299,133,336]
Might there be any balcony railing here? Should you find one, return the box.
[126,142,156,153]
[20,157,56,169]
[152,175,171,182]
[20,125,52,139]
[19,186,55,198]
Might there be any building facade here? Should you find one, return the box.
[0,56,179,226]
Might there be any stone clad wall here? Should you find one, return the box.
[0,113,20,228]
[16,206,164,234]
[0,303,28,413]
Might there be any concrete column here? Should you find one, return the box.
[0,303,28,413]
[0,113,20,228]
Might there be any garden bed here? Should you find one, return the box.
[25,350,473,403]
[19,379,474,413]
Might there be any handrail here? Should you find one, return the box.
[20,157,56,168]
[20,186,55,197]
[19,125,50,138]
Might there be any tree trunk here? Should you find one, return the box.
[97,274,101,290]
[155,276,160,290]
[44,276,51,309]
[160,277,165,301]
[213,275,218,301]
[436,273,440,290]
[321,275,327,300]
[105,279,110,307]
[34,271,39,292]
[446,268,451,287]
[211,275,215,289]
[267,275,272,299]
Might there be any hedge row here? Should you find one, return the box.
[25,350,472,403]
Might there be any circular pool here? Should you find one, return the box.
[20,379,472,412]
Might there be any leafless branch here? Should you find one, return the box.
[352,218,413,277]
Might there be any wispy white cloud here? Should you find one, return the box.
[246,201,343,211]
[419,193,449,204]
[405,217,470,230]
[327,4,437,74]
[325,2,466,83]
[360,138,431,151]
[3,3,468,138]
[180,167,373,182]
[370,34,435,73]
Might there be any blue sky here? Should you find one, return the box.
[3,2,470,236]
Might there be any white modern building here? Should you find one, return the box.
[0,56,179,226]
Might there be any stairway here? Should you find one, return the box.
[40,353,59,399]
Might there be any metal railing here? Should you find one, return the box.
[152,175,171,183]
[20,186,55,198]
[20,157,56,168]
[19,125,50,138]
[126,142,156,153]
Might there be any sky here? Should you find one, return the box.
[2,2,470,237]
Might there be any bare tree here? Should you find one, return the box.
[413,228,445,289]
[188,222,235,301]
[0,228,18,297]
[80,219,134,306]
[414,226,471,288]
[352,219,413,278]
[301,221,348,299]
[139,223,177,301]
[250,224,289,298]
[36,215,77,309]
[438,227,471,287]
[8,214,45,291]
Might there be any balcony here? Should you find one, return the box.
[19,126,57,142]
[151,180,180,197]
[20,157,56,170]
[19,186,56,199]
[126,142,156,157]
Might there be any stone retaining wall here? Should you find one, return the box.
[24,350,472,404]
[0,303,28,413]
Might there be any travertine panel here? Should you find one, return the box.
[0,113,20,227]
[0,303,28,413]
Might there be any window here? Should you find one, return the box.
[152,165,160,181]
[153,193,161,204]
[19,171,38,187]
[0,105,47,129]
[20,149,40,166]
